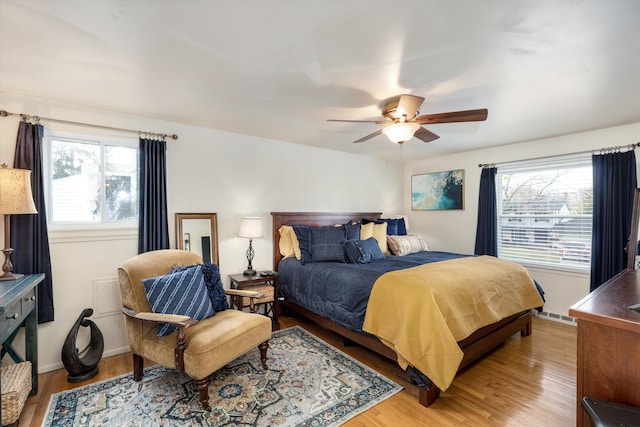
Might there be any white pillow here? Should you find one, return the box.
[387,234,429,256]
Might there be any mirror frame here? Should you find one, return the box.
[628,188,640,269]
[175,213,219,265]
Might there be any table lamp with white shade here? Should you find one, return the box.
[0,164,38,281]
[238,216,263,276]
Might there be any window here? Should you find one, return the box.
[496,156,592,271]
[45,131,138,226]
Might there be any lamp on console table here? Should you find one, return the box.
[0,164,38,281]
[238,216,263,276]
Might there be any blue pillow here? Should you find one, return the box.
[395,218,407,235]
[143,265,214,337]
[200,263,229,312]
[171,263,228,313]
[292,225,312,264]
[343,238,385,263]
[344,239,363,263]
[344,221,361,240]
[362,218,407,236]
[309,225,347,263]
[358,238,386,261]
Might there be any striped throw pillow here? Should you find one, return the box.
[143,264,214,337]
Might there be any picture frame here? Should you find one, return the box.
[411,169,464,210]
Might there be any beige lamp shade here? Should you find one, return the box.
[0,164,38,281]
[0,165,37,215]
[238,217,263,239]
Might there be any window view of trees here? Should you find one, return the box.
[497,162,593,270]
[103,145,137,221]
[48,135,138,224]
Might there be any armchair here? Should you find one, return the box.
[117,249,271,411]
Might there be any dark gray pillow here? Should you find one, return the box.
[344,239,363,263]
[309,225,347,263]
[343,237,385,263]
[344,221,361,240]
[292,225,312,264]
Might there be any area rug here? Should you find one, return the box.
[43,326,402,426]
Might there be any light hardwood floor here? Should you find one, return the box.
[23,315,576,426]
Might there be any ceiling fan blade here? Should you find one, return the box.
[397,94,425,119]
[414,108,488,124]
[414,127,440,143]
[353,129,383,143]
[327,119,389,124]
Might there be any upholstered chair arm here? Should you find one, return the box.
[122,306,198,372]
[224,289,265,313]
[122,306,199,328]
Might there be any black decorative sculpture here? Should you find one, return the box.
[61,308,104,382]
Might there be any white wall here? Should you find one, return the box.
[404,122,640,320]
[0,92,403,373]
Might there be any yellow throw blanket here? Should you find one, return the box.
[362,255,544,391]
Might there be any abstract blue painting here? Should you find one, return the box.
[411,169,464,210]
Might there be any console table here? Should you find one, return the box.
[569,268,640,426]
[0,274,43,423]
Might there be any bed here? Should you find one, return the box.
[271,211,544,407]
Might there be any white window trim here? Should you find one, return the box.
[48,226,138,244]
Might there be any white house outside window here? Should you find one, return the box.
[496,156,593,272]
[44,131,138,226]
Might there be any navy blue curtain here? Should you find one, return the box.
[11,121,55,323]
[474,167,498,256]
[590,150,637,291]
[138,138,169,253]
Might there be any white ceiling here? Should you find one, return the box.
[1,0,640,161]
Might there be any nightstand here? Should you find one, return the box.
[228,271,279,325]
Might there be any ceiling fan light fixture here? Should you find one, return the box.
[328,94,486,145]
[382,122,420,144]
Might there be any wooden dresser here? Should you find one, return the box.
[569,268,640,426]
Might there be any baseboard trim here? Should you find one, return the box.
[38,345,131,374]
[535,310,577,325]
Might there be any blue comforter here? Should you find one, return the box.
[278,251,469,333]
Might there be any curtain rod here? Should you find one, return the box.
[478,142,640,168]
[0,109,178,140]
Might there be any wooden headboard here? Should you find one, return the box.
[271,212,382,270]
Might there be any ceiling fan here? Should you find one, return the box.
[327,94,488,145]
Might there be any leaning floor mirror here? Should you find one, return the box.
[175,213,219,265]
[628,188,640,269]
